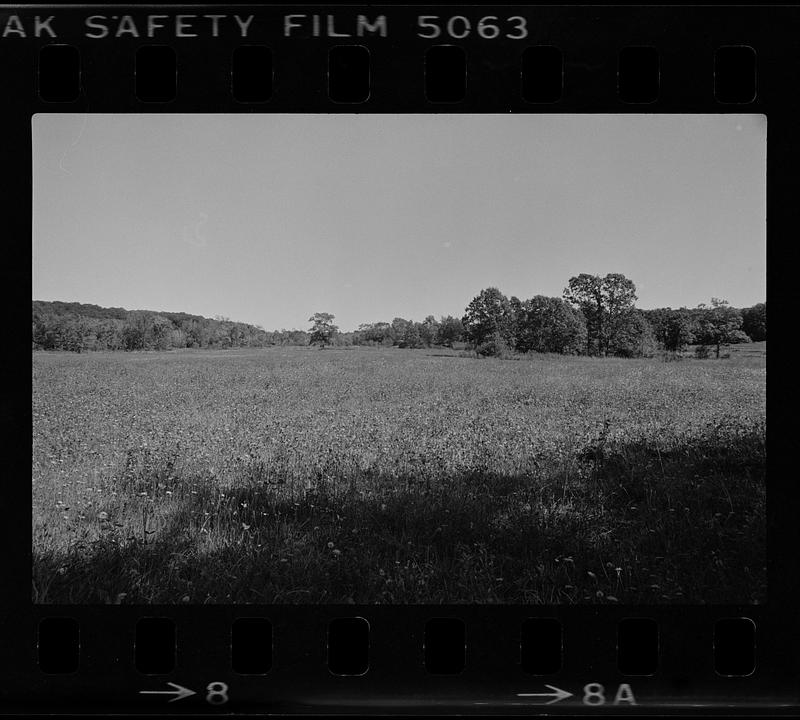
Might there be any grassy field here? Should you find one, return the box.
[32,344,766,604]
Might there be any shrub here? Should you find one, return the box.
[727,329,752,345]
[476,331,515,358]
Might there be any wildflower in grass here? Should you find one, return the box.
[327,541,334,549]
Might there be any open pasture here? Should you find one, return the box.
[32,346,766,604]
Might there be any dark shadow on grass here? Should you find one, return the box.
[33,429,766,605]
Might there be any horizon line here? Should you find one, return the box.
[33,296,767,335]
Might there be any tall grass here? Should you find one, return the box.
[32,346,766,604]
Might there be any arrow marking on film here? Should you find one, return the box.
[139,682,196,703]
[517,685,573,704]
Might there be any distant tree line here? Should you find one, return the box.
[457,276,764,359]
[33,277,765,357]
[33,301,287,352]
[643,299,764,358]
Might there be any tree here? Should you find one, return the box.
[61,316,86,353]
[308,313,338,348]
[512,296,587,354]
[121,312,151,350]
[695,298,744,359]
[462,287,512,357]
[741,302,766,342]
[612,310,657,358]
[646,308,696,353]
[563,273,638,356]
[183,318,207,348]
[436,316,464,347]
[286,329,311,346]
[400,323,423,349]
[419,315,439,347]
[358,322,392,346]
[390,317,411,346]
[150,315,173,351]
[507,296,527,351]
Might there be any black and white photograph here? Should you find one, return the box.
[32,113,766,605]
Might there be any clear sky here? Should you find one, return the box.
[33,114,766,332]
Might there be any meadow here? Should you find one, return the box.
[32,344,766,604]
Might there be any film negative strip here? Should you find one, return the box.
[3,1,798,715]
